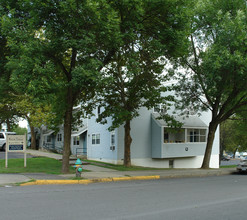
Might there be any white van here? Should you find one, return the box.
[0,132,16,151]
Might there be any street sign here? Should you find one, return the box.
[5,134,27,168]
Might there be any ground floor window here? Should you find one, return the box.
[47,136,52,143]
[110,131,115,146]
[92,133,100,145]
[73,136,80,145]
[57,133,62,142]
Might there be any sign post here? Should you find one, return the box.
[5,135,27,168]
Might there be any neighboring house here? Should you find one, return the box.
[40,125,64,153]
[35,104,220,169]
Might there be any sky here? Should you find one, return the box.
[19,119,28,128]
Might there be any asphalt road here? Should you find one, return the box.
[0,174,246,220]
[0,152,34,159]
[220,158,240,166]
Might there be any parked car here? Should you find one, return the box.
[236,158,247,173]
[221,155,230,161]
[0,132,16,151]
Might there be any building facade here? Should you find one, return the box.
[35,104,219,169]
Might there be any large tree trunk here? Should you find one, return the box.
[6,118,11,131]
[124,119,132,167]
[30,125,36,150]
[62,88,73,174]
[201,121,218,169]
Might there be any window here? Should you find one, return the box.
[92,134,100,145]
[57,133,62,142]
[73,136,80,145]
[164,128,185,143]
[0,133,4,139]
[110,131,115,146]
[169,160,174,168]
[164,130,169,143]
[153,104,167,113]
[47,136,52,143]
[96,106,101,118]
[187,129,206,142]
[154,105,161,113]
[163,128,206,143]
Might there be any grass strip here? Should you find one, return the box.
[0,157,74,174]
[84,159,172,171]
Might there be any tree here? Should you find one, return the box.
[97,0,191,167]
[12,125,27,135]
[0,5,20,131]
[221,110,247,157]
[173,0,247,168]
[2,0,121,173]
[12,95,55,150]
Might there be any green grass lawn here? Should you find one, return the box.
[0,157,74,174]
[86,159,237,171]
[220,165,237,168]
[84,159,171,171]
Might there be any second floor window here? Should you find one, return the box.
[187,129,206,142]
[153,104,167,114]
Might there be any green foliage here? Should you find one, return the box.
[1,0,121,127]
[97,0,192,130]
[12,125,27,135]
[1,0,131,172]
[172,0,247,168]
[221,114,247,154]
[174,0,247,120]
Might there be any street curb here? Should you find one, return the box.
[20,175,160,186]
[158,170,235,179]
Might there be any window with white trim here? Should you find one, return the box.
[73,136,80,145]
[164,128,185,143]
[187,129,206,142]
[57,133,62,142]
[110,131,115,146]
[153,104,167,113]
[92,134,100,145]
[96,106,101,119]
[163,128,207,143]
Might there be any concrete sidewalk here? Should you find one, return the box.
[0,149,236,186]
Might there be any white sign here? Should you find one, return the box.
[7,135,26,152]
[5,135,27,168]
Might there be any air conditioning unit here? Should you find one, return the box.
[110,146,115,151]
